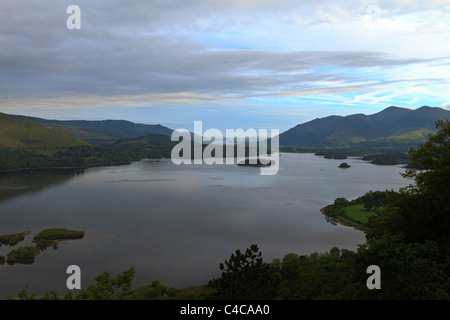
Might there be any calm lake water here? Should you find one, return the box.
[0,153,411,298]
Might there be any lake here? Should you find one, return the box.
[0,153,411,298]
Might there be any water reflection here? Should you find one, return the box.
[0,169,84,203]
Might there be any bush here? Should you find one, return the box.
[7,246,40,264]
[0,231,30,247]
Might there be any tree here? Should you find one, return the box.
[10,285,37,300]
[369,120,450,256]
[355,234,449,299]
[362,191,374,210]
[333,197,349,207]
[276,249,359,300]
[9,267,136,300]
[361,120,450,299]
[209,244,277,300]
[74,267,135,300]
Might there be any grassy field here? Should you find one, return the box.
[343,203,377,224]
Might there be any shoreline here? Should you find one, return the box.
[320,207,368,232]
[0,150,409,175]
[0,161,133,174]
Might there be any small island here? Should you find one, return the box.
[33,228,85,250]
[0,228,85,265]
[237,158,276,167]
[338,162,351,169]
[5,246,40,265]
[0,231,31,247]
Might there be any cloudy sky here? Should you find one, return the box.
[1,0,449,132]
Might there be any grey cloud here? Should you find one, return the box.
[0,0,446,101]
[0,34,437,98]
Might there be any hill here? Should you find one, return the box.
[279,106,450,148]
[109,133,178,160]
[0,113,88,153]
[9,115,173,145]
[0,112,177,172]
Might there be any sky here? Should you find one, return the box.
[0,0,449,133]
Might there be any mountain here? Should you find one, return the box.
[0,113,88,153]
[280,106,450,148]
[0,114,176,172]
[10,115,173,145]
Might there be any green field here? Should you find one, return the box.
[343,203,377,224]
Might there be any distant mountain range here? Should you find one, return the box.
[279,106,450,148]
[1,106,449,158]
[10,114,173,145]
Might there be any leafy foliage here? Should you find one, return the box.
[9,267,136,300]
[369,120,450,255]
[209,244,278,300]
[6,246,40,264]
[275,248,359,300]
[75,267,136,300]
[355,234,448,299]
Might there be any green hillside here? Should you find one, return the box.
[378,128,432,144]
[0,113,88,153]
[10,115,173,145]
[280,106,450,148]
[0,130,175,172]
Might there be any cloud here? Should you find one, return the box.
[0,31,438,99]
[0,92,220,111]
[0,0,449,117]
